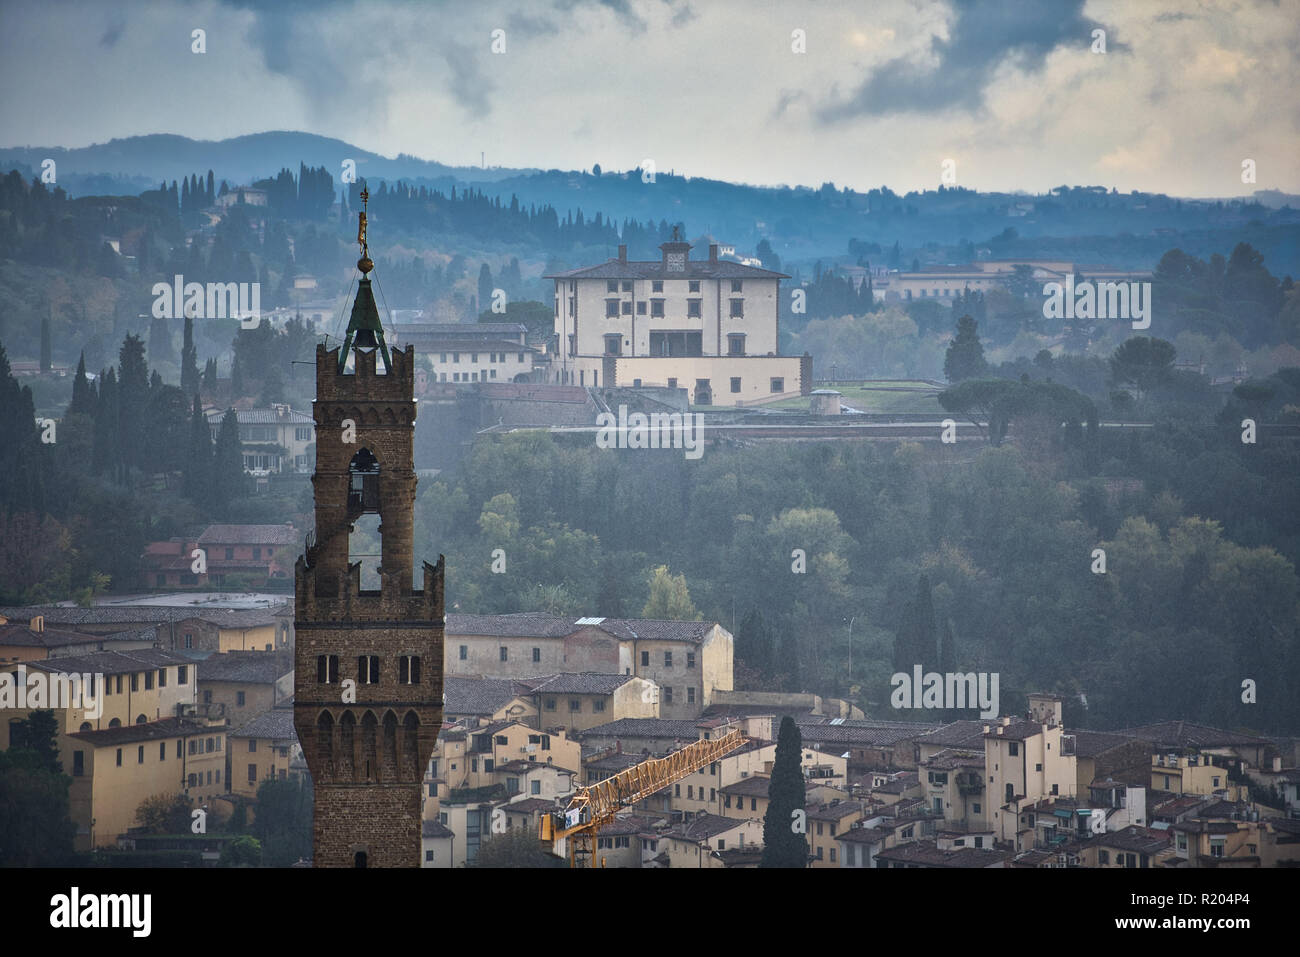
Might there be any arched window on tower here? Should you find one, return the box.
[347,449,380,513]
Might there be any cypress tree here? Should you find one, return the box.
[778,630,800,692]
[93,367,118,477]
[737,608,772,679]
[893,574,938,673]
[40,317,51,372]
[117,333,149,475]
[184,394,212,502]
[69,352,95,416]
[211,408,245,512]
[203,357,217,391]
[180,313,199,398]
[761,716,809,868]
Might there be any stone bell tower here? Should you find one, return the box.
[294,189,444,867]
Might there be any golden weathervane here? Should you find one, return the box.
[356,186,373,274]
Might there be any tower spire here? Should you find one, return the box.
[339,186,391,374]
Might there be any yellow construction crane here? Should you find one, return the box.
[539,728,748,867]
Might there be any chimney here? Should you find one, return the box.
[618,244,627,263]
[709,244,718,262]
[1001,716,1012,726]
[30,616,44,633]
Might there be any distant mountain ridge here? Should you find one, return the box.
[0,130,532,190]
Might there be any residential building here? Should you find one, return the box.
[807,800,867,867]
[874,839,1010,868]
[441,675,536,726]
[205,404,315,475]
[662,813,763,868]
[228,707,301,799]
[446,614,733,719]
[0,615,159,663]
[547,237,809,406]
[196,650,292,729]
[1079,825,1175,869]
[523,672,658,732]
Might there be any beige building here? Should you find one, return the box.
[442,675,536,726]
[0,615,159,664]
[228,707,301,800]
[446,615,733,720]
[1079,825,1175,869]
[985,695,1078,852]
[0,602,292,658]
[663,813,763,868]
[525,672,658,732]
[205,404,315,475]
[548,239,808,407]
[1150,753,1246,800]
[196,650,292,730]
[807,800,867,867]
[920,749,987,830]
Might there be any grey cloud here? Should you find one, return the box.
[815,0,1123,121]
[100,13,126,48]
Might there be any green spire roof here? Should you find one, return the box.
[338,277,391,373]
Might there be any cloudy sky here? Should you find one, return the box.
[2,0,1296,197]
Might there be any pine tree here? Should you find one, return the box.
[761,716,809,868]
[943,314,988,383]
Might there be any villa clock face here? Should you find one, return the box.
[667,252,686,272]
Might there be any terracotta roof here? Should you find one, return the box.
[446,613,716,644]
[0,604,288,628]
[443,676,530,715]
[503,798,555,813]
[914,720,989,750]
[1119,721,1271,750]
[231,709,297,741]
[197,524,299,547]
[575,718,705,741]
[1096,825,1173,854]
[807,801,865,822]
[1069,728,1143,757]
[197,651,289,684]
[68,716,208,747]
[422,820,454,839]
[838,825,891,845]
[875,839,1009,868]
[719,776,771,798]
[665,812,750,842]
[985,719,1045,742]
[204,408,312,425]
[524,673,637,695]
[0,622,155,650]
[26,647,191,676]
[546,259,788,281]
